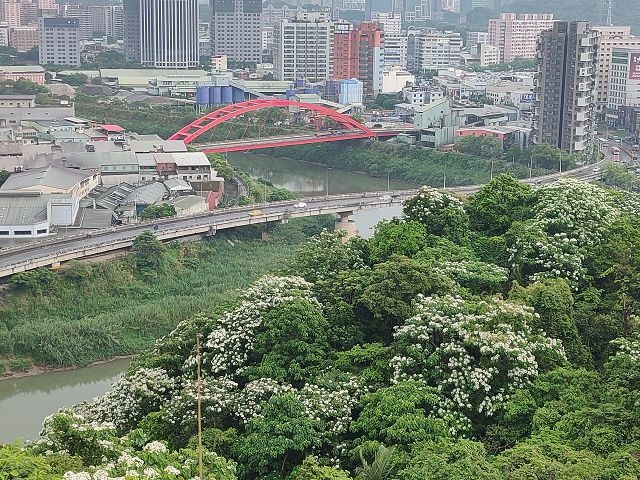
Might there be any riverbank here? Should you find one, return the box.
[0,354,135,382]
[267,141,556,187]
[0,217,334,370]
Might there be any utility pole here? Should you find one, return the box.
[529,153,533,178]
[559,151,563,173]
[387,171,390,191]
[443,166,447,189]
[195,334,204,480]
[490,159,494,180]
[325,167,332,196]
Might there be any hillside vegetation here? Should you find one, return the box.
[0,217,333,373]
[5,176,640,479]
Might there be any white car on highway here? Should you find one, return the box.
[379,194,392,201]
[293,202,308,208]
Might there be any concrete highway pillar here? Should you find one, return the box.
[335,212,359,243]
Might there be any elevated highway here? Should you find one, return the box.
[0,156,610,279]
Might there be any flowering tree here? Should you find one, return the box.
[403,187,469,243]
[391,295,566,434]
[507,179,619,286]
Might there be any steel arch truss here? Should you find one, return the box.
[169,99,376,144]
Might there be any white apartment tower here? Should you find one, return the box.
[211,0,262,63]
[414,30,462,73]
[123,0,199,69]
[274,12,336,82]
[488,13,555,63]
[593,26,640,113]
[38,17,80,66]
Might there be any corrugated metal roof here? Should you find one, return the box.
[0,166,93,191]
[124,182,167,205]
[0,194,49,226]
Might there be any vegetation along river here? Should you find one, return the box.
[0,152,415,442]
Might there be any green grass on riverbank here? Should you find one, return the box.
[270,141,555,187]
[0,218,333,368]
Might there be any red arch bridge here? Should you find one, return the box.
[169,99,410,153]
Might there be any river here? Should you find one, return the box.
[0,153,412,443]
[228,152,411,237]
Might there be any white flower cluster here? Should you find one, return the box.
[509,179,618,285]
[391,294,565,434]
[610,336,640,362]
[404,186,466,223]
[433,260,508,291]
[73,368,177,432]
[196,275,317,377]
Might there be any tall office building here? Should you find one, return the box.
[333,21,384,99]
[607,48,640,112]
[123,0,199,69]
[39,17,81,66]
[488,13,555,63]
[211,0,262,63]
[384,35,407,68]
[274,12,335,82]
[533,21,598,154]
[592,26,640,113]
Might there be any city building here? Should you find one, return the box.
[382,66,415,93]
[338,78,363,105]
[485,81,535,110]
[592,26,640,113]
[333,22,384,99]
[0,65,46,84]
[274,12,335,82]
[0,94,75,127]
[0,1,22,28]
[211,0,262,63]
[413,98,464,148]
[9,25,38,52]
[488,13,555,63]
[383,34,407,68]
[466,31,488,48]
[414,31,462,73]
[123,0,199,69]
[211,54,228,71]
[0,23,8,47]
[370,12,402,35]
[38,17,81,67]
[459,43,500,67]
[533,21,598,154]
[402,86,443,106]
[607,48,640,113]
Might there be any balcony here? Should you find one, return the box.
[576,96,590,107]
[575,111,589,122]
[574,126,587,136]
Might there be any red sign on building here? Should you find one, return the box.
[629,53,640,80]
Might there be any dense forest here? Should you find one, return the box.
[3,175,640,479]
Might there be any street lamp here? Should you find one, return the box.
[325,167,332,196]
[387,171,391,191]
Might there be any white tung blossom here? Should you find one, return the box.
[391,294,566,434]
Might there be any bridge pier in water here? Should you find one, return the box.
[335,212,359,242]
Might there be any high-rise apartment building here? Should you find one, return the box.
[384,35,407,68]
[592,26,640,113]
[211,0,262,63]
[607,48,640,112]
[370,12,402,35]
[333,21,384,99]
[413,30,462,73]
[274,12,335,82]
[533,21,598,154]
[488,13,555,63]
[38,17,81,66]
[0,1,22,28]
[123,0,199,69]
